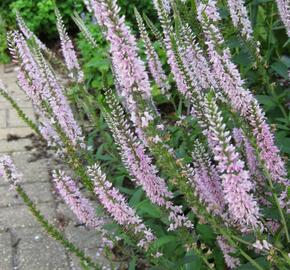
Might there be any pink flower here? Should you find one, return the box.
[16,11,48,51]
[201,96,261,230]
[233,128,264,188]
[55,8,84,82]
[9,31,84,148]
[87,163,155,249]
[275,0,290,37]
[226,0,254,40]
[53,170,104,229]
[153,0,190,97]
[88,0,154,143]
[0,155,22,189]
[135,8,170,96]
[217,236,241,269]
[105,94,193,230]
[191,141,225,215]
[197,0,288,186]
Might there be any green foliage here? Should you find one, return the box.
[2,0,290,269]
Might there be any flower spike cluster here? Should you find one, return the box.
[87,0,155,142]
[55,7,84,82]
[276,0,290,37]
[16,11,48,51]
[233,128,264,188]
[8,31,84,149]
[105,90,193,231]
[87,164,155,249]
[202,95,261,230]
[191,141,225,215]
[4,3,290,268]
[178,24,218,91]
[0,155,22,189]
[197,0,289,186]
[226,0,254,40]
[153,0,190,97]
[217,236,241,269]
[52,170,104,229]
[135,8,170,96]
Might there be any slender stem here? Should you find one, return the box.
[263,165,290,243]
[239,249,264,270]
[0,89,41,136]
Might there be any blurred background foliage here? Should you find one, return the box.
[0,0,154,62]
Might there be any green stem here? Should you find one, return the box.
[0,89,41,136]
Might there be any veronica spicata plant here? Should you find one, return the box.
[0,0,289,269]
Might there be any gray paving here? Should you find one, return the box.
[0,65,114,269]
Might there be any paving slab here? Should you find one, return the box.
[0,109,7,128]
[16,227,69,270]
[0,182,53,207]
[0,139,33,153]
[0,203,56,231]
[0,231,12,269]
[0,127,34,140]
[11,152,50,183]
[7,108,35,128]
[65,226,114,270]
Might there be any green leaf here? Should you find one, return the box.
[151,235,178,250]
[128,256,137,270]
[182,251,204,270]
[237,257,269,269]
[256,95,276,111]
[129,189,144,207]
[196,224,215,244]
[271,61,289,79]
[137,200,162,218]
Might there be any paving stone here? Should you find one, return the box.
[0,203,56,231]
[56,203,78,224]
[0,127,34,140]
[16,227,69,270]
[0,96,32,110]
[11,152,49,183]
[8,108,35,128]
[0,109,7,128]
[65,226,114,270]
[0,139,33,153]
[0,231,12,270]
[0,182,53,207]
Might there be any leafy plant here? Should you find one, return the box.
[0,0,289,270]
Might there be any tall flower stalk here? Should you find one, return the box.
[55,7,84,82]
[275,0,290,37]
[197,0,289,187]
[226,0,254,40]
[104,89,193,231]
[88,163,155,250]
[135,8,170,96]
[202,94,261,230]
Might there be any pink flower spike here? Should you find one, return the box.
[55,8,84,82]
[0,155,22,190]
[88,163,155,250]
[52,170,104,229]
[217,236,241,269]
[202,95,261,230]
[275,0,290,37]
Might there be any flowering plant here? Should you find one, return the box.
[0,0,289,269]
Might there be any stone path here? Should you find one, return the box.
[0,65,113,270]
